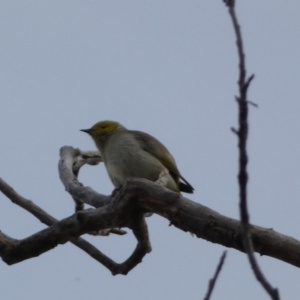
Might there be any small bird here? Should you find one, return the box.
[80,120,194,194]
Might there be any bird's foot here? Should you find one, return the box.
[111,187,121,197]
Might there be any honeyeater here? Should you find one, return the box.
[81,120,194,194]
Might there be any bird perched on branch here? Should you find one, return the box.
[81,120,194,194]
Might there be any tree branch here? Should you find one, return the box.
[1,146,300,275]
[203,251,227,300]
[0,176,137,275]
[224,1,280,299]
[0,184,151,274]
[1,146,300,274]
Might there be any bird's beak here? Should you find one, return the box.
[80,129,92,135]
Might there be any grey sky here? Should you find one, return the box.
[1,1,300,299]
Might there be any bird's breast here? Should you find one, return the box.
[103,133,165,187]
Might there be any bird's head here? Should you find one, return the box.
[80,120,121,140]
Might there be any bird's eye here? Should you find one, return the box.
[101,125,107,129]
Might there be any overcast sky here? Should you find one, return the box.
[1,1,300,299]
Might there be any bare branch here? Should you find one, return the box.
[0,187,151,275]
[247,100,258,108]
[2,163,300,271]
[203,251,227,300]
[58,147,108,211]
[224,1,280,299]
[231,127,239,135]
[0,176,126,272]
[1,146,300,275]
[59,146,300,270]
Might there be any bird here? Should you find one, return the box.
[80,120,194,194]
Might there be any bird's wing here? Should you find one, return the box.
[130,130,194,193]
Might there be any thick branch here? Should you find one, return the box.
[59,146,300,269]
[1,146,300,274]
[0,185,151,274]
[1,175,300,269]
[0,176,140,275]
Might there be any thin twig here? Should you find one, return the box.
[224,1,280,299]
[203,251,227,300]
